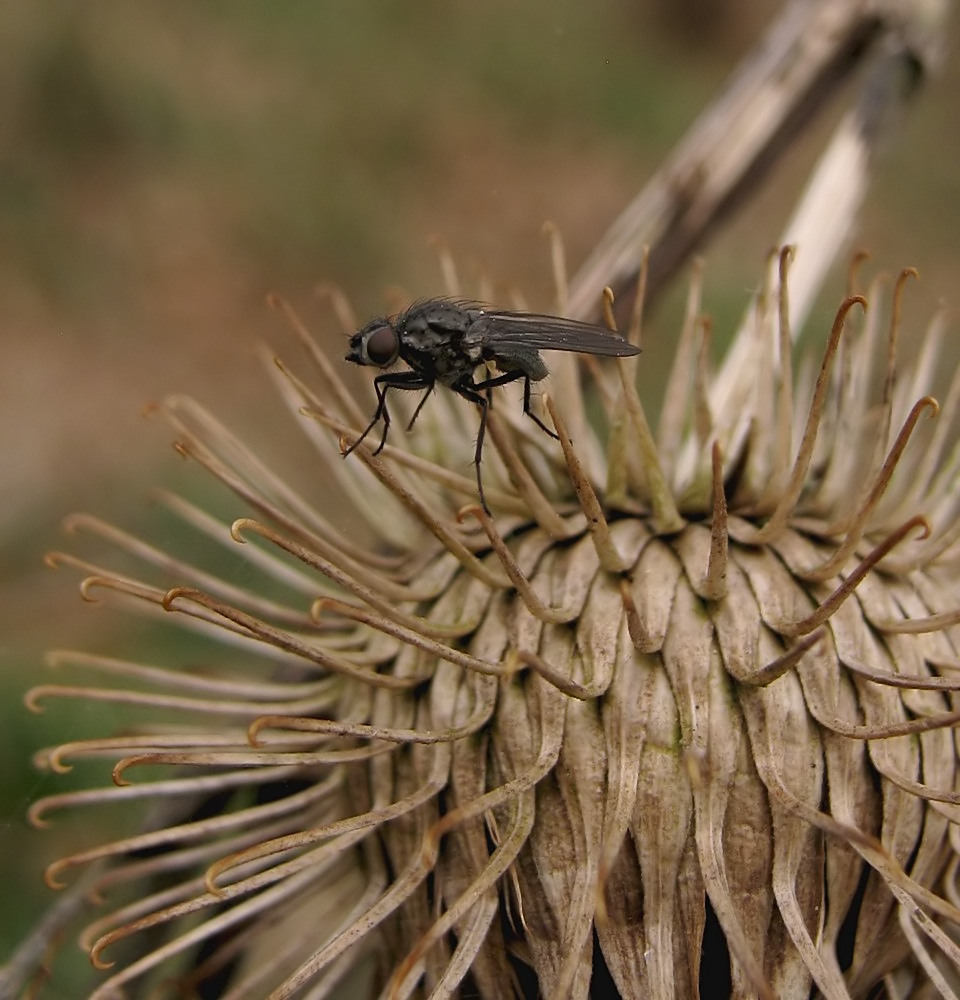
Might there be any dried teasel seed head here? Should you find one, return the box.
[21,244,960,999]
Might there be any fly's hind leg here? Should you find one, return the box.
[520,376,559,440]
[453,376,500,514]
[473,370,558,440]
[456,369,561,513]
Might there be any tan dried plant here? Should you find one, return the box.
[21,236,960,1000]
[7,3,960,999]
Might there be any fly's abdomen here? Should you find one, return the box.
[489,345,549,381]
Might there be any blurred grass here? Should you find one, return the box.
[2,0,957,983]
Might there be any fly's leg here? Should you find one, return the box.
[452,377,496,514]
[456,369,557,513]
[405,387,434,431]
[473,369,525,394]
[473,370,559,440]
[343,371,431,458]
[521,376,559,440]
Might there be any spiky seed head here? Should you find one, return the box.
[24,248,960,999]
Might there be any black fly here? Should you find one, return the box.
[343,299,641,512]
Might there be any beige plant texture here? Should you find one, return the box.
[4,2,960,999]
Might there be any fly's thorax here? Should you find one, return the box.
[393,305,485,384]
[397,324,483,384]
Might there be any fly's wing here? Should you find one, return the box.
[477,310,641,357]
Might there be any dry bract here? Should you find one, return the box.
[24,250,960,999]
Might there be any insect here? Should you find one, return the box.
[343,299,641,511]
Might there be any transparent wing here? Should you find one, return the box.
[478,310,640,357]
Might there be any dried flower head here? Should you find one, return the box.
[8,5,957,997]
[18,238,960,999]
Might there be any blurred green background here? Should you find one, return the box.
[2,0,957,991]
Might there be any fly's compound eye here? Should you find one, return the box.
[363,324,399,367]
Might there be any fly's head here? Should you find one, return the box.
[346,320,400,369]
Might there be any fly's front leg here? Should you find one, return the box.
[343,371,431,458]
[342,378,388,458]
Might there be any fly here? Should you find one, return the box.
[343,299,641,512]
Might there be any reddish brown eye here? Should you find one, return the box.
[364,325,399,367]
